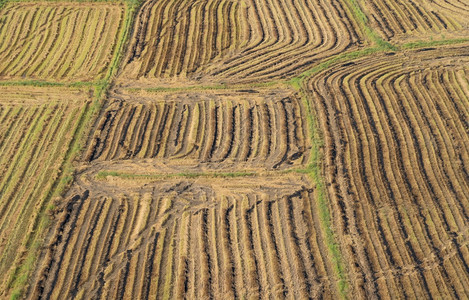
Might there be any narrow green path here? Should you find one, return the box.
[96,170,258,180]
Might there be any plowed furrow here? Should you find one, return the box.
[307,45,469,298]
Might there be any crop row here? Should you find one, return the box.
[363,0,464,40]
[123,0,243,80]
[307,45,469,298]
[0,87,89,294]
[30,176,337,299]
[120,0,362,84]
[0,2,124,81]
[85,91,309,169]
[430,0,469,15]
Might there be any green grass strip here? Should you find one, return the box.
[96,170,257,180]
[344,0,396,50]
[128,80,286,93]
[94,0,141,98]
[400,38,469,50]
[292,82,350,298]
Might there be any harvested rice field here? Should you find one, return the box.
[0,0,468,299]
[118,0,364,86]
[84,89,310,170]
[0,2,125,82]
[0,86,92,296]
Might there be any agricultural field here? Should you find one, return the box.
[0,0,468,299]
[0,86,92,297]
[28,170,337,299]
[118,0,364,86]
[0,2,125,82]
[361,0,469,41]
[84,89,310,169]
[307,44,469,298]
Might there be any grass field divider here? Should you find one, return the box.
[93,168,322,181]
[96,0,142,98]
[95,170,258,180]
[0,80,99,88]
[125,81,287,93]
[0,0,6,10]
[343,0,396,50]
[400,38,469,49]
[288,78,350,298]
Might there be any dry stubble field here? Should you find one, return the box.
[0,0,468,299]
[118,0,363,86]
[0,2,125,82]
[308,44,469,298]
[0,86,93,296]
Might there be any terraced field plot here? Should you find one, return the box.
[0,86,91,295]
[84,89,310,170]
[119,0,363,86]
[362,0,469,41]
[29,173,338,299]
[0,2,125,82]
[307,44,469,298]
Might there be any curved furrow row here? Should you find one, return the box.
[120,0,361,85]
[85,92,309,169]
[363,0,465,40]
[307,45,469,298]
[207,0,358,81]
[124,0,241,79]
[425,0,469,16]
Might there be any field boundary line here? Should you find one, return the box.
[342,0,396,50]
[123,81,288,93]
[400,38,469,49]
[287,80,350,298]
[94,169,317,180]
[96,0,141,98]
